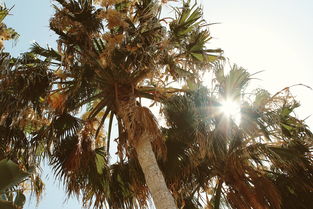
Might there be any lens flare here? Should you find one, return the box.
[220,99,241,125]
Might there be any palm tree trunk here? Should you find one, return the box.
[117,100,178,209]
[135,133,178,209]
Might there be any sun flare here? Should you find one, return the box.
[220,99,241,124]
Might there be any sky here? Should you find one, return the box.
[3,0,313,208]
[201,0,313,126]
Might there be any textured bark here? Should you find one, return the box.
[117,100,178,209]
[135,133,178,209]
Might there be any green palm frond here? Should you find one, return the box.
[107,160,148,209]
[0,159,34,209]
[51,113,82,137]
[92,38,105,54]
[170,1,204,38]
[30,43,62,62]
[187,28,222,63]
[0,159,31,192]
[0,6,9,23]
[252,88,271,109]
[166,2,222,78]
[214,63,253,100]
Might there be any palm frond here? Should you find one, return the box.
[161,82,313,209]
[30,43,61,62]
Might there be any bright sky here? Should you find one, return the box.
[3,0,313,208]
[201,0,313,127]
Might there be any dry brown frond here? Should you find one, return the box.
[64,143,82,171]
[137,106,167,160]
[47,92,66,111]
[103,33,124,50]
[54,69,68,79]
[15,108,49,131]
[118,101,167,160]
[104,9,128,29]
[50,9,82,33]
[95,0,125,7]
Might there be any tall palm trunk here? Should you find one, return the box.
[135,133,177,209]
[117,99,178,209]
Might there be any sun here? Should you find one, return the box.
[220,99,241,125]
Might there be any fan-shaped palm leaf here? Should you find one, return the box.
[14,0,222,208]
[160,63,313,209]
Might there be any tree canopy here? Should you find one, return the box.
[0,1,312,209]
[161,64,313,208]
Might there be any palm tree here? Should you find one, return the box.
[0,52,47,209]
[0,7,45,208]
[1,0,221,208]
[160,63,313,209]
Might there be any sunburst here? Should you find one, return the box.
[220,99,241,125]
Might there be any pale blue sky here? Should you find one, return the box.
[3,0,313,208]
